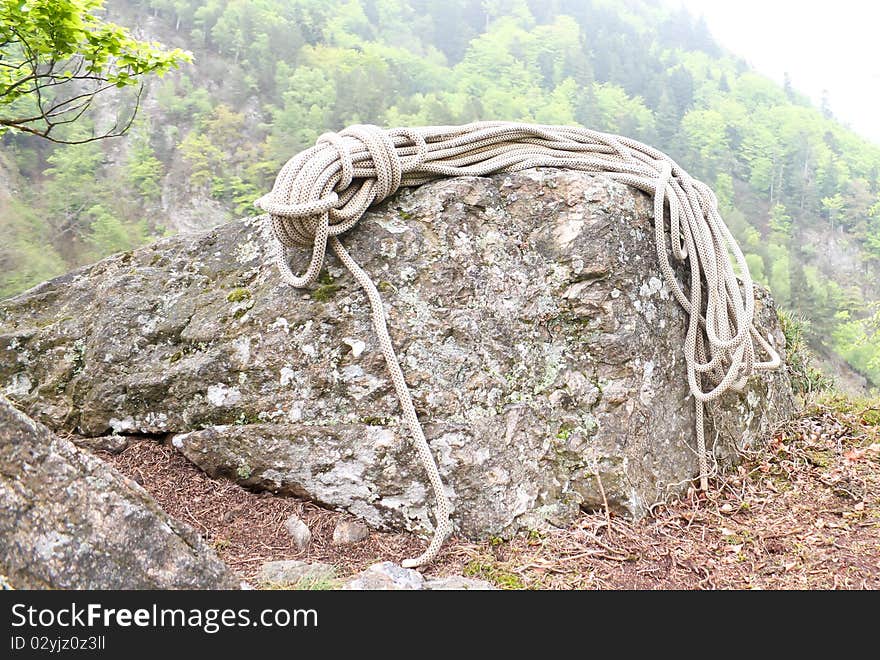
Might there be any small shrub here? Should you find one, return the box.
[778,310,833,396]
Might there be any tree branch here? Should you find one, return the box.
[1,81,143,144]
[1,10,188,144]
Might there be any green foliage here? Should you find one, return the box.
[43,138,105,212]
[0,0,190,141]
[85,203,148,257]
[175,103,266,216]
[815,391,880,427]
[463,558,526,590]
[226,287,251,303]
[126,126,164,201]
[592,82,655,138]
[0,123,166,294]
[179,131,223,188]
[744,253,765,284]
[3,0,880,385]
[681,108,729,177]
[765,243,790,308]
[769,203,792,237]
[832,307,880,386]
[0,198,66,297]
[821,194,845,230]
[714,172,734,211]
[778,310,834,396]
[155,74,213,123]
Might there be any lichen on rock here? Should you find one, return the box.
[0,395,238,589]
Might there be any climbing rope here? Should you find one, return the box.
[255,121,782,567]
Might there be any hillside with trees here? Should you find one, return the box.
[2,0,879,388]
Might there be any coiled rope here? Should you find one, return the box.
[255,121,781,568]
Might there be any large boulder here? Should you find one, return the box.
[0,395,239,589]
[0,169,794,539]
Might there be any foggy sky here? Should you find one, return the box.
[673,0,880,145]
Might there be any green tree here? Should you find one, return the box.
[592,82,655,140]
[42,136,105,253]
[667,65,694,119]
[0,0,190,142]
[865,201,880,270]
[769,203,792,237]
[0,197,66,297]
[125,125,164,202]
[714,172,735,212]
[821,193,845,232]
[680,108,729,178]
[85,203,147,257]
[179,131,224,189]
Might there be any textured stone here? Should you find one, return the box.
[332,519,370,545]
[258,560,336,587]
[71,433,131,454]
[0,169,795,541]
[424,575,497,590]
[284,514,312,551]
[340,563,496,590]
[0,395,238,589]
[342,562,424,590]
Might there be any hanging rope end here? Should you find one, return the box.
[401,517,453,569]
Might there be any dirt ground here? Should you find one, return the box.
[101,399,880,590]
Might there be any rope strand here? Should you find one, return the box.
[256,121,781,567]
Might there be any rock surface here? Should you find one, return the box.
[340,562,497,590]
[71,433,131,454]
[284,514,312,551]
[258,560,336,587]
[0,169,794,540]
[0,395,239,589]
[332,519,370,545]
[424,575,498,590]
[342,562,426,590]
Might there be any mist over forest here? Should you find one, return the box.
[2,0,879,389]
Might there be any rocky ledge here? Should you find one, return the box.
[0,395,238,589]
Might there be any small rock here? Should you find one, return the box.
[258,560,336,588]
[342,562,424,590]
[332,519,369,545]
[424,575,497,590]
[284,514,311,551]
[72,434,130,454]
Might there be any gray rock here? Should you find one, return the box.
[0,395,238,589]
[0,170,794,541]
[258,560,336,588]
[72,433,131,454]
[340,563,495,590]
[284,514,312,551]
[424,575,498,590]
[332,519,370,545]
[342,562,425,590]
